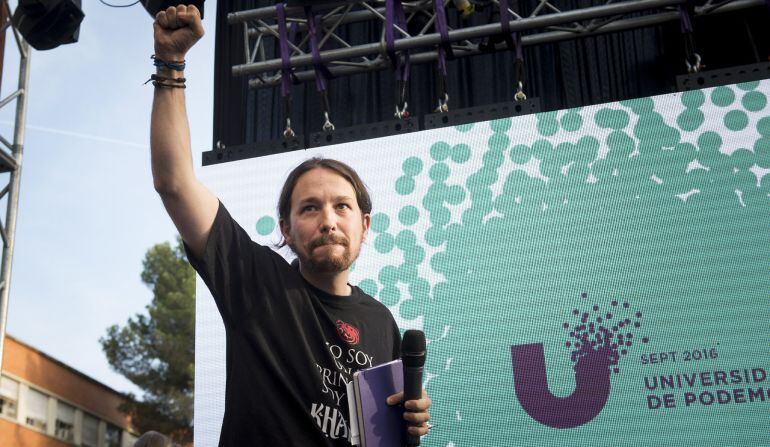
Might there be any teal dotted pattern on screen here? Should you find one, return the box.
[255,82,770,446]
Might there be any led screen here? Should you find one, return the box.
[195,80,770,446]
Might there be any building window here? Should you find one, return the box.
[105,423,121,447]
[82,413,99,447]
[55,401,75,442]
[0,376,19,418]
[25,388,49,431]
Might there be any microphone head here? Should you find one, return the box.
[401,330,426,367]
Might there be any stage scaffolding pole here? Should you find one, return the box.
[0,0,31,372]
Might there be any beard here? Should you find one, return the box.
[297,233,356,274]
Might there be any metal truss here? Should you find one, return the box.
[0,1,31,368]
[228,0,765,89]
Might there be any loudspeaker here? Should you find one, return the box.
[140,0,205,19]
[11,0,84,51]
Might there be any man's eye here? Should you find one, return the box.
[302,205,317,212]
[337,203,350,209]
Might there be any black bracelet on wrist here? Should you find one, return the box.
[152,80,186,89]
[145,74,186,85]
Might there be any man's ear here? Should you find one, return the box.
[361,213,371,242]
[279,218,292,245]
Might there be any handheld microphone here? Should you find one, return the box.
[401,330,426,446]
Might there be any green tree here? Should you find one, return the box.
[101,237,195,443]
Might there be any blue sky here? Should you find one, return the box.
[1,0,218,395]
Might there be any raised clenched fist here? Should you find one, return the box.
[153,4,204,62]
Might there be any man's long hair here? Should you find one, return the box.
[277,157,372,248]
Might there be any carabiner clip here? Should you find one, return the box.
[283,118,295,139]
[395,102,409,120]
[514,81,527,102]
[322,111,335,133]
[435,93,449,113]
[685,53,703,74]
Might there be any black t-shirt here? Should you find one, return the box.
[186,202,401,446]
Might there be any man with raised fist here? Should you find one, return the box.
[149,5,431,446]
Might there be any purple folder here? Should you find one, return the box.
[352,359,405,447]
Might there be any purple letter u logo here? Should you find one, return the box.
[511,343,611,429]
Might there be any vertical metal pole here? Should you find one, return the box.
[0,40,30,370]
[0,3,8,93]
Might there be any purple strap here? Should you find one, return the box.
[679,4,694,34]
[386,0,410,81]
[499,0,524,73]
[500,0,512,34]
[678,0,698,70]
[499,0,520,52]
[305,7,333,92]
[514,31,524,91]
[276,3,293,97]
[433,0,453,75]
[496,0,525,96]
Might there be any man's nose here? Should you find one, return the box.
[319,206,337,232]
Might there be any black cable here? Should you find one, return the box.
[98,0,140,8]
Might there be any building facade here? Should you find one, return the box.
[0,335,138,447]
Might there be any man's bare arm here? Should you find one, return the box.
[151,4,218,259]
